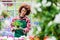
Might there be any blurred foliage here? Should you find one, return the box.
[33,0,60,40]
[0,0,60,40]
[1,11,10,18]
[0,21,1,30]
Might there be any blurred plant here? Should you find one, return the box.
[32,0,60,40]
[43,36,57,40]
[1,11,10,18]
[0,21,1,30]
[0,3,10,30]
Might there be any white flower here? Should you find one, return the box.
[46,36,56,40]
[31,7,37,14]
[51,36,56,40]
[42,0,47,7]
[36,26,41,34]
[57,3,60,10]
[57,6,60,10]
[49,36,56,40]
[31,3,42,14]
[35,3,41,8]
[0,3,7,10]
[37,26,41,32]
[54,13,60,23]
[0,2,7,15]
[4,20,11,26]
[37,8,42,12]
[42,0,51,7]
[0,3,3,15]
[48,21,53,27]
[2,20,10,30]
[42,0,47,4]
[46,2,51,7]
[1,19,11,29]
[57,3,60,7]
[35,3,42,12]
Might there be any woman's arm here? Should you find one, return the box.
[24,18,31,33]
[10,16,19,32]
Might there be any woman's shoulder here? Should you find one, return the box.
[24,16,29,20]
[12,16,20,20]
[25,16,30,22]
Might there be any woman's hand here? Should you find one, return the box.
[11,27,19,32]
[23,29,27,34]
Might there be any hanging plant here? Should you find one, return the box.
[1,11,10,18]
[2,0,13,6]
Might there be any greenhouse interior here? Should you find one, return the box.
[0,0,60,40]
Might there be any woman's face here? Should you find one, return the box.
[20,8,27,17]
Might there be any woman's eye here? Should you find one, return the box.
[24,11,26,12]
[23,10,26,12]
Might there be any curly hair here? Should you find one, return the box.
[18,3,31,15]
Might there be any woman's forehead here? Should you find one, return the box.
[22,8,26,10]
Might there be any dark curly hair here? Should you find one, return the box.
[18,3,31,15]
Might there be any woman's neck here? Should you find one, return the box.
[20,15,25,17]
[20,13,25,17]
[19,15,26,19]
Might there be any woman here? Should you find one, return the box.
[11,3,31,37]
